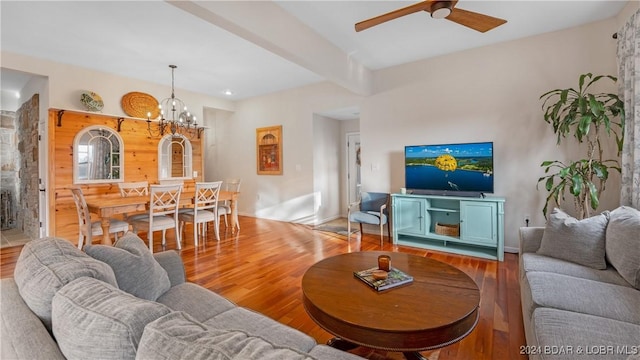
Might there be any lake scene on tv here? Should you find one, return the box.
[405,142,494,193]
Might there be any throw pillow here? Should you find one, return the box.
[537,208,609,269]
[52,276,171,360]
[605,206,640,289]
[85,232,171,301]
[13,237,117,331]
[137,311,317,360]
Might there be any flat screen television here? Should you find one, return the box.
[405,141,494,197]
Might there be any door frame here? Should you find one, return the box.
[346,132,361,209]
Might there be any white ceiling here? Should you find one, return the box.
[0,1,629,107]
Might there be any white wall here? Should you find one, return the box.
[1,15,628,253]
[361,18,621,251]
[340,119,360,217]
[213,82,362,222]
[1,52,235,123]
[217,17,623,252]
[312,114,341,224]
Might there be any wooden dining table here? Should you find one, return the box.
[86,190,240,246]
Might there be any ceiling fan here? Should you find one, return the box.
[355,0,507,33]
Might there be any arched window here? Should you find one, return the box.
[73,125,124,184]
[158,134,192,180]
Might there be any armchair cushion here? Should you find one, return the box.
[349,192,389,225]
[359,192,389,214]
[349,211,387,225]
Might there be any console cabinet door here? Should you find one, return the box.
[394,197,427,236]
[460,201,497,245]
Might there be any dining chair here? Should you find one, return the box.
[117,181,149,221]
[70,187,130,249]
[159,180,190,214]
[347,192,391,246]
[178,181,222,246]
[158,179,184,187]
[218,178,241,230]
[131,184,182,253]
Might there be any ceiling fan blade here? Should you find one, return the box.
[445,8,506,33]
[355,1,433,32]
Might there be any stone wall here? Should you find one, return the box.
[16,94,40,239]
[0,110,18,229]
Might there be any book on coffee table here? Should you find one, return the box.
[354,267,414,291]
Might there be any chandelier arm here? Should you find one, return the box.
[147,64,203,140]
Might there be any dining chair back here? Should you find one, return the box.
[159,180,191,214]
[158,179,184,188]
[118,181,149,197]
[179,181,222,246]
[70,187,129,249]
[117,181,150,221]
[131,184,182,253]
[347,191,391,246]
[218,178,241,229]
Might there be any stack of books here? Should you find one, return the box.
[353,267,413,291]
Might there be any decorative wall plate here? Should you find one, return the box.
[121,91,160,119]
[80,91,104,112]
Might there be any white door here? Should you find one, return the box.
[346,133,361,205]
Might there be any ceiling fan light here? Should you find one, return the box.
[431,2,452,19]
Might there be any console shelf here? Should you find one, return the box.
[391,194,505,261]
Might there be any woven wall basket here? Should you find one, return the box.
[121,92,160,119]
[435,222,460,237]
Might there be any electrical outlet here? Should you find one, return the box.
[524,214,531,226]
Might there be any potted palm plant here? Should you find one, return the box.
[538,73,625,219]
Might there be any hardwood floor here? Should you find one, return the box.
[0,216,526,360]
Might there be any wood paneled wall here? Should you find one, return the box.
[47,109,203,241]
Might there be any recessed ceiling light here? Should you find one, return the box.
[223,89,234,96]
[15,91,21,99]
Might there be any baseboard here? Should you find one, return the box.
[504,246,519,254]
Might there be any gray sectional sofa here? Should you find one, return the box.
[519,206,640,360]
[0,234,363,360]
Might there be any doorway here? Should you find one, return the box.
[346,133,361,205]
[0,68,46,247]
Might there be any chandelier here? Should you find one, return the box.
[147,65,202,139]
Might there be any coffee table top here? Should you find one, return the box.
[301,251,480,352]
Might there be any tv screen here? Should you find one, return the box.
[405,142,494,196]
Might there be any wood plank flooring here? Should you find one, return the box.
[0,216,526,360]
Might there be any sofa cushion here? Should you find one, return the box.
[0,278,66,360]
[531,308,640,360]
[525,272,640,325]
[203,307,317,353]
[13,237,117,331]
[137,311,318,360]
[156,282,236,323]
[606,206,640,289]
[537,208,609,269]
[85,233,171,301]
[520,253,631,287]
[51,276,171,360]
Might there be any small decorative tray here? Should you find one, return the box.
[121,91,159,119]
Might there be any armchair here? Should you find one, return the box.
[347,192,391,246]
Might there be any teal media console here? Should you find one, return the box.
[391,194,505,261]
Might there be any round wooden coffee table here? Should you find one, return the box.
[301,251,480,360]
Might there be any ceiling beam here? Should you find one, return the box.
[167,0,373,96]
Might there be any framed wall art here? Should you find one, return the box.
[256,125,282,175]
